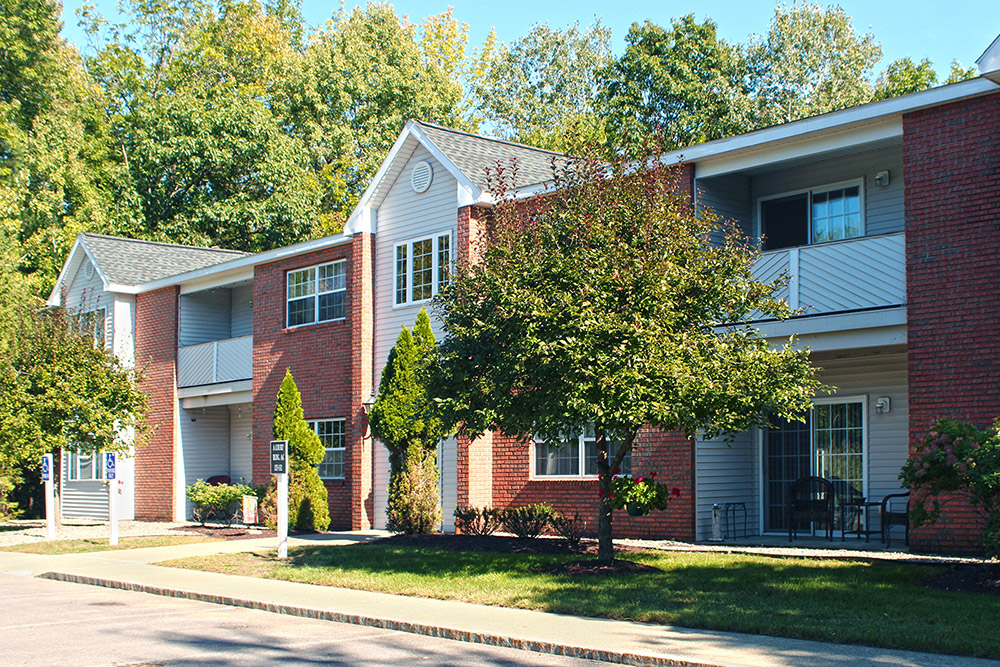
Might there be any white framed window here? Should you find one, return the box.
[66,450,105,481]
[759,180,864,251]
[394,233,452,306]
[77,308,106,348]
[533,425,632,478]
[309,418,346,480]
[286,260,347,328]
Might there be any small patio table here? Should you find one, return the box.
[840,498,881,542]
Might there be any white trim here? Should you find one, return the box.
[285,258,347,328]
[48,236,112,306]
[756,178,866,248]
[309,418,346,480]
[529,433,631,481]
[391,231,453,308]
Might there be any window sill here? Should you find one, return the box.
[282,317,347,334]
[529,475,599,482]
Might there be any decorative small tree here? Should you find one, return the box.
[434,143,821,563]
[901,418,1000,557]
[368,308,447,533]
[272,369,330,531]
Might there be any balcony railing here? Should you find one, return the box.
[177,335,252,388]
[751,232,906,318]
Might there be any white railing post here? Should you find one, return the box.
[788,247,800,310]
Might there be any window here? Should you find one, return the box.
[760,182,863,251]
[394,234,452,305]
[534,426,632,478]
[286,260,346,327]
[77,308,106,348]
[66,450,104,481]
[310,419,346,479]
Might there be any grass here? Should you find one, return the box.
[164,542,1000,659]
[1,534,218,554]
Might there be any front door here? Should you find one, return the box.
[763,398,866,533]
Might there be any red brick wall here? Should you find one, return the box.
[133,286,179,520]
[349,233,375,529]
[904,91,1000,554]
[252,239,365,530]
[490,428,696,540]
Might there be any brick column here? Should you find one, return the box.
[350,232,375,529]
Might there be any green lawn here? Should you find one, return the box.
[163,542,1000,658]
[1,534,217,554]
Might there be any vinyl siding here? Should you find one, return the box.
[179,289,231,346]
[64,257,112,346]
[694,347,908,540]
[229,403,253,483]
[698,172,752,243]
[61,481,109,520]
[230,284,253,338]
[179,405,230,519]
[439,437,458,532]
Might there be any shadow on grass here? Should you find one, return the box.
[277,543,1000,658]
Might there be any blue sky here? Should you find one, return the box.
[60,0,999,80]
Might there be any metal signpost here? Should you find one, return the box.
[42,454,55,540]
[106,452,118,546]
[270,440,288,558]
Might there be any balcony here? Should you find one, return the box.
[751,232,905,319]
[177,335,253,388]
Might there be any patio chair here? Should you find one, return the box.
[880,492,910,548]
[787,476,835,542]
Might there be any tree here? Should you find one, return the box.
[597,16,751,153]
[874,57,939,101]
[434,145,821,562]
[747,1,882,125]
[272,369,330,531]
[472,21,611,151]
[368,308,447,533]
[0,301,147,519]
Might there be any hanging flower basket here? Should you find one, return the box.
[626,501,649,517]
[607,473,680,516]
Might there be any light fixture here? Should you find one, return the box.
[874,170,890,187]
[875,397,891,414]
[362,390,378,415]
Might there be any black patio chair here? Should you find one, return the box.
[787,476,835,541]
[880,492,910,548]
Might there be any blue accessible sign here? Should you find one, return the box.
[105,452,116,480]
[41,456,50,482]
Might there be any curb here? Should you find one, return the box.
[39,571,729,667]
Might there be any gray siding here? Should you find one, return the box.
[180,405,230,519]
[61,480,109,520]
[698,172,752,243]
[695,430,757,540]
[179,289,231,346]
[230,284,253,338]
[439,437,458,533]
[751,146,904,237]
[65,257,112,345]
[229,403,253,483]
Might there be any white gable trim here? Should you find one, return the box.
[47,236,111,307]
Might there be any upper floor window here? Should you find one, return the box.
[77,308,106,348]
[66,450,105,481]
[287,260,346,328]
[760,182,863,251]
[394,234,451,305]
[534,426,632,478]
[309,418,346,479]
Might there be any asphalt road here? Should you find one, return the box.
[0,573,610,666]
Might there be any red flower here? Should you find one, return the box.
[636,476,644,483]
[612,467,621,475]
[671,487,681,497]
[650,472,657,479]
[609,493,615,499]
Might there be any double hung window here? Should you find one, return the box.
[309,419,346,479]
[287,260,346,327]
[760,182,863,251]
[534,426,632,478]
[394,234,451,305]
[78,308,106,348]
[66,450,105,481]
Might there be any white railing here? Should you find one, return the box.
[751,232,906,318]
[177,335,253,387]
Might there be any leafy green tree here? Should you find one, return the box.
[472,21,611,151]
[874,57,939,101]
[944,60,978,84]
[434,145,821,562]
[369,308,447,533]
[597,16,751,153]
[746,1,882,125]
[272,369,330,531]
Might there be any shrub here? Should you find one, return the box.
[454,506,502,535]
[388,445,442,534]
[551,511,586,547]
[502,504,556,539]
[186,479,256,526]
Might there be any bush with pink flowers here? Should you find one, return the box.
[900,418,1000,556]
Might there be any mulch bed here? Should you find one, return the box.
[172,524,277,540]
[925,562,1000,597]
[369,533,659,575]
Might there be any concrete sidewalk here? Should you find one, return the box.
[1,532,996,667]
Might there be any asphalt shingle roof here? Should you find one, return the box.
[81,233,249,286]
[415,121,566,191]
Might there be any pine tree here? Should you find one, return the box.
[369,308,448,532]
[272,369,330,531]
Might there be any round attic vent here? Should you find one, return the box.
[84,261,94,279]
[411,160,433,194]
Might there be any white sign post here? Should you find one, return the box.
[41,454,55,540]
[270,440,288,558]
[106,452,118,546]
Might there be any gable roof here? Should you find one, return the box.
[414,121,564,192]
[48,233,249,305]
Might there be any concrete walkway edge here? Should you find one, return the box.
[39,571,720,667]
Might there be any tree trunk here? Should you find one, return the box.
[53,448,62,529]
[597,473,614,563]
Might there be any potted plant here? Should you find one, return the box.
[608,473,679,516]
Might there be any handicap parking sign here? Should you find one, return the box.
[41,456,50,482]
[105,452,116,480]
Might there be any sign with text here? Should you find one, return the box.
[270,440,288,475]
[41,455,50,482]
[105,452,116,480]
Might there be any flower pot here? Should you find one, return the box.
[626,502,649,517]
